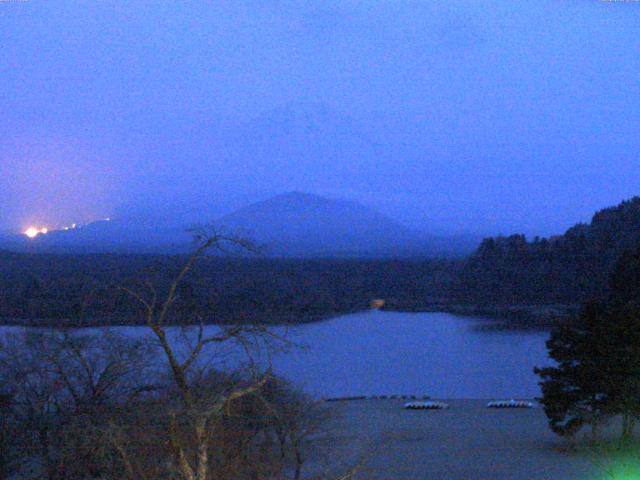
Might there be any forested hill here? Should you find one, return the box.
[3,197,640,327]
[0,254,455,326]
[454,197,640,305]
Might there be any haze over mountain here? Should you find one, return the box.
[217,192,476,257]
[3,2,640,237]
[0,192,478,257]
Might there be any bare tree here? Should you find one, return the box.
[117,232,284,480]
[0,230,358,480]
[256,377,336,480]
[0,327,153,479]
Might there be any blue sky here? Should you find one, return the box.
[1,0,639,236]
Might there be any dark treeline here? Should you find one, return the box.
[454,197,640,306]
[0,253,457,326]
[3,196,640,326]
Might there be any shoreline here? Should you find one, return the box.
[321,399,613,480]
[0,303,576,330]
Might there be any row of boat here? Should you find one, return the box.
[404,401,450,410]
[404,399,534,410]
[325,394,430,402]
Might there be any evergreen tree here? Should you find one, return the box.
[535,245,640,441]
[534,302,612,438]
[609,246,640,309]
[604,303,640,441]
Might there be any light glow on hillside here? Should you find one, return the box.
[24,227,48,238]
[23,218,111,237]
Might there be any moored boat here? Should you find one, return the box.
[404,401,449,410]
[487,399,534,409]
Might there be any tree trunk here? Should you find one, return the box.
[591,417,599,441]
[293,447,303,480]
[621,413,636,444]
[195,418,209,480]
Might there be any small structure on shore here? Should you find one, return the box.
[404,401,449,410]
[487,399,534,409]
[370,298,385,310]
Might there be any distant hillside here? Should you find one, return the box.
[217,191,474,258]
[0,220,193,254]
[455,197,640,305]
[0,192,476,258]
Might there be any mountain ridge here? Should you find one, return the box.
[216,191,426,257]
[0,191,477,257]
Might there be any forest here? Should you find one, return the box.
[0,252,456,326]
[454,197,640,305]
[2,197,640,327]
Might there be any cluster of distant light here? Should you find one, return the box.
[23,218,111,239]
[24,227,48,238]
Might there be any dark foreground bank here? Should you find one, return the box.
[319,399,639,480]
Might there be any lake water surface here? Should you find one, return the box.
[1,311,552,399]
[269,311,551,399]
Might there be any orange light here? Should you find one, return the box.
[24,227,48,238]
[24,227,40,238]
[370,299,385,310]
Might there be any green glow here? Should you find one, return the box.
[593,454,640,480]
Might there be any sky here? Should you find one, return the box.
[1,0,639,237]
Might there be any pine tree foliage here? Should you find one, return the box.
[535,244,640,441]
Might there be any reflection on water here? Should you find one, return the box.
[269,311,551,399]
[0,311,552,399]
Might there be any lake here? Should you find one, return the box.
[268,311,551,399]
[0,311,552,399]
